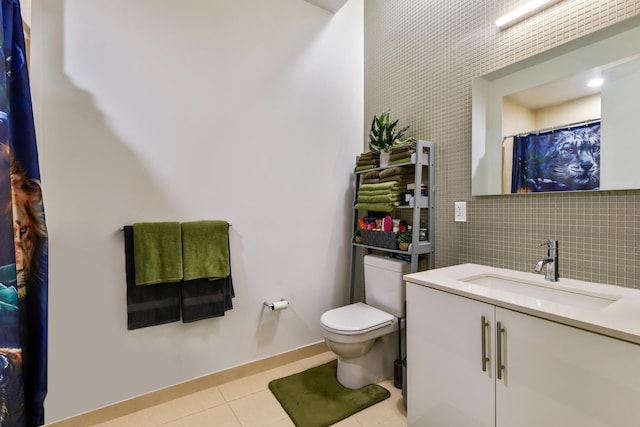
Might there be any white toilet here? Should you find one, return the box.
[320,254,410,389]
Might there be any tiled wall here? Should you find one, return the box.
[365,0,640,288]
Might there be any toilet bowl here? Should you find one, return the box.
[321,302,398,389]
[320,255,410,389]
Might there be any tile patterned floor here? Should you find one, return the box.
[94,351,407,427]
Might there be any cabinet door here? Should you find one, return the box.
[407,284,495,427]
[496,307,640,427]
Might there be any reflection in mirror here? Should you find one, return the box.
[502,74,602,193]
[472,15,640,195]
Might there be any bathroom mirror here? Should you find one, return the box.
[472,15,640,196]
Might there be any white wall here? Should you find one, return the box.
[30,0,363,421]
[535,95,601,129]
[21,0,31,26]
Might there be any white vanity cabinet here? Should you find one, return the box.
[406,284,495,426]
[406,283,640,427]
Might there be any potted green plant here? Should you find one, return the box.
[369,111,410,167]
[397,231,412,251]
[354,229,363,244]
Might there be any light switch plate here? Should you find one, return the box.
[455,202,467,222]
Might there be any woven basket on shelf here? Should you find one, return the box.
[360,230,398,249]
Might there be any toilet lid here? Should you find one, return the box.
[321,302,394,335]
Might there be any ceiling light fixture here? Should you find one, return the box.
[496,0,564,30]
[587,78,604,88]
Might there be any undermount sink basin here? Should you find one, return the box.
[463,274,620,310]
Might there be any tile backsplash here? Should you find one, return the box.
[365,0,640,288]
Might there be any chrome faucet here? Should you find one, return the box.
[533,240,559,282]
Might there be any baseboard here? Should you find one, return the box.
[45,341,329,427]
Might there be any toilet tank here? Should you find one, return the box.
[364,254,411,318]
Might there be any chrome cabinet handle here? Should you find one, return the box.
[497,321,505,380]
[481,316,489,372]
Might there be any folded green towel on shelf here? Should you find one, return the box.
[361,178,380,185]
[389,151,414,161]
[357,159,376,166]
[380,174,414,184]
[390,139,417,152]
[358,188,399,196]
[362,170,380,179]
[388,157,412,166]
[133,222,183,286]
[358,194,403,203]
[182,220,230,281]
[390,144,415,152]
[354,202,401,213]
[379,166,413,179]
[358,182,403,192]
[356,153,376,165]
[355,165,376,172]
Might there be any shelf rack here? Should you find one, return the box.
[349,140,435,303]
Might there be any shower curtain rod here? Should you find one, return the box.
[502,118,601,141]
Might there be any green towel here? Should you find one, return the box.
[362,170,380,179]
[358,182,402,192]
[358,194,403,203]
[388,157,413,166]
[360,178,380,184]
[379,174,414,184]
[358,188,398,196]
[354,202,401,213]
[133,222,183,286]
[181,220,230,281]
[379,166,413,179]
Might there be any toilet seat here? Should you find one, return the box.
[320,302,394,335]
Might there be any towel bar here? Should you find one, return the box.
[120,222,231,230]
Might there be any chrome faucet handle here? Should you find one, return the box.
[540,240,559,256]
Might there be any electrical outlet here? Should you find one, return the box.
[455,201,467,222]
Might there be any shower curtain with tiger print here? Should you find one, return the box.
[0,1,48,426]
[511,121,601,193]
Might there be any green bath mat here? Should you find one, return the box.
[268,359,390,427]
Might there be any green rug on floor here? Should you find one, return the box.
[268,359,390,427]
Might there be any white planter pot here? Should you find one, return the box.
[380,151,390,167]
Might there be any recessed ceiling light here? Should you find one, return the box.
[496,0,564,29]
[587,78,604,88]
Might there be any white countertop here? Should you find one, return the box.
[404,263,640,345]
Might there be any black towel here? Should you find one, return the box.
[179,226,234,322]
[180,276,234,323]
[124,226,181,330]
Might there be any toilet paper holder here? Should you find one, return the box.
[264,299,289,311]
